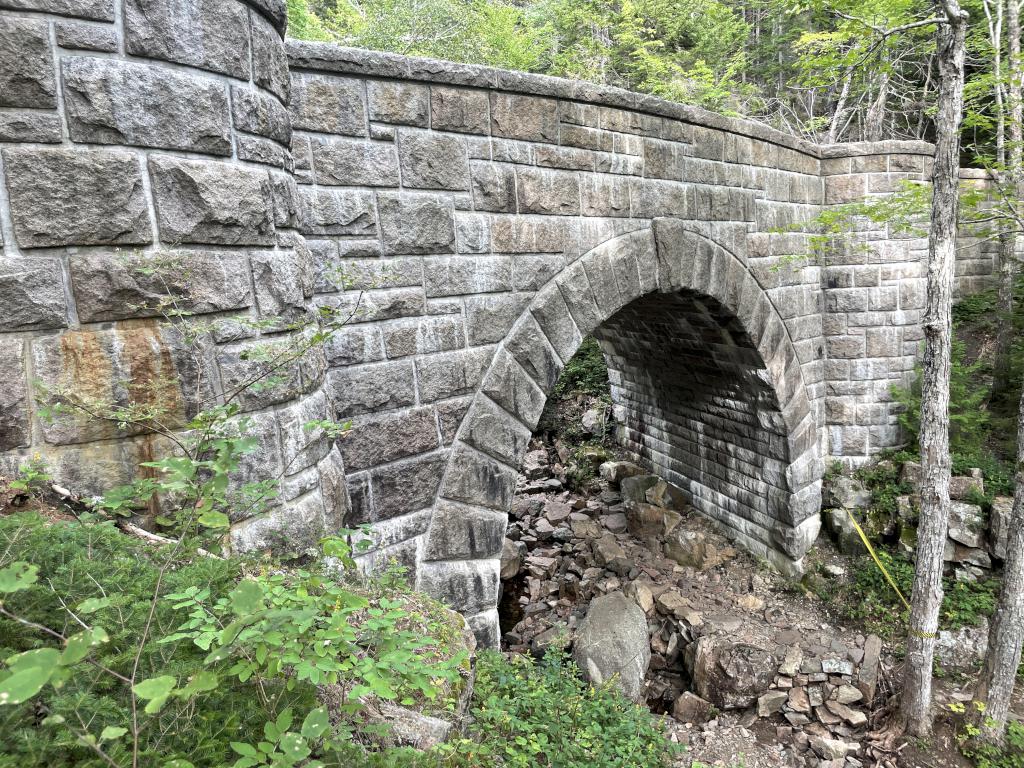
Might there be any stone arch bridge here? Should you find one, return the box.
[0,0,994,643]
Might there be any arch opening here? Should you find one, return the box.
[417,221,824,646]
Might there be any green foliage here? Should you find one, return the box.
[892,338,991,456]
[438,650,679,768]
[962,719,1024,768]
[551,337,611,402]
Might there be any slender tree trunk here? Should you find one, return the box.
[828,66,854,143]
[900,4,968,738]
[994,0,1021,405]
[866,70,891,141]
[972,381,1024,744]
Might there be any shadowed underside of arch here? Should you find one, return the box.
[415,219,824,645]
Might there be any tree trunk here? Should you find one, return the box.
[828,66,854,143]
[972,381,1024,744]
[866,70,890,141]
[900,4,968,739]
[993,0,1021,405]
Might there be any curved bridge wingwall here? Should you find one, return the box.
[0,14,955,643]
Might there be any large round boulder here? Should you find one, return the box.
[572,591,651,702]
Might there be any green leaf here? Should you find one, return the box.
[133,675,176,700]
[300,707,329,740]
[0,666,53,705]
[7,647,59,673]
[61,627,109,666]
[229,580,264,615]
[230,742,258,757]
[279,733,310,761]
[163,761,195,768]
[76,597,110,614]
[275,708,293,734]
[99,726,128,742]
[176,671,218,698]
[197,510,230,529]
[0,562,38,593]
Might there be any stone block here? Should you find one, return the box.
[423,500,506,560]
[32,325,212,445]
[417,558,500,615]
[436,397,472,443]
[217,339,301,411]
[398,131,470,190]
[423,256,511,297]
[368,81,428,126]
[324,324,385,366]
[328,360,416,417]
[55,21,118,51]
[1,0,113,20]
[481,349,546,430]
[416,347,493,402]
[465,293,529,345]
[471,162,516,212]
[0,111,62,143]
[250,251,304,322]
[460,395,531,465]
[69,250,251,322]
[232,86,291,144]
[290,74,366,136]
[364,451,447,521]
[250,12,288,101]
[275,389,332,472]
[431,86,489,133]
[382,315,464,358]
[504,314,564,392]
[311,137,399,186]
[0,257,67,331]
[150,156,274,245]
[0,17,55,108]
[490,92,557,142]
[3,148,150,248]
[299,188,376,236]
[0,338,29,451]
[340,407,440,472]
[580,175,630,217]
[378,192,455,255]
[530,286,582,363]
[124,0,250,79]
[63,57,231,155]
[440,442,518,511]
[515,167,580,215]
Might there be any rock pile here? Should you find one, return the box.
[500,441,885,767]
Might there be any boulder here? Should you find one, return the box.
[949,471,984,501]
[573,592,651,702]
[758,690,789,717]
[823,508,867,556]
[500,538,525,580]
[672,691,717,725]
[664,528,735,570]
[645,478,685,509]
[580,407,605,435]
[990,496,1013,560]
[598,460,645,485]
[625,501,681,539]
[592,534,630,575]
[948,501,986,549]
[688,636,776,710]
[825,475,872,510]
[620,474,661,505]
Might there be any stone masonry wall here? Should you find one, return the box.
[0,0,349,551]
[0,16,1000,645]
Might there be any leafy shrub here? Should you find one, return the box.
[963,719,1024,768]
[550,337,611,402]
[439,650,679,768]
[0,512,466,768]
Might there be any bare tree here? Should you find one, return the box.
[899,0,969,739]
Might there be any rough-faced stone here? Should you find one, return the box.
[0,17,55,109]
[440,442,518,511]
[0,338,29,451]
[573,592,650,702]
[365,452,448,521]
[250,12,288,101]
[290,74,366,135]
[232,86,291,144]
[471,162,516,212]
[430,86,489,133]
[417,559,500,616]
[398,131,470,190]
[124,0,251,79]
[0,0,113,20]
[378,193,456,255]
[299,188,376,236]
[3,148,151,248]
[340,407,440,472]
[423,500,506,560]
[460,396,531,465]
[368,81,428,126]
[328,361,416,417]
[63,58,231,154]
[515,167,580,215]
[311,137,399,186]
[490,92,557,143]
[0,257,67,331]
[150,156,275,245]
[0,111,62,143]
[249,251,305,322]
[55,21,119,51]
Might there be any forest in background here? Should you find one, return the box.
[286,0,1002,151]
